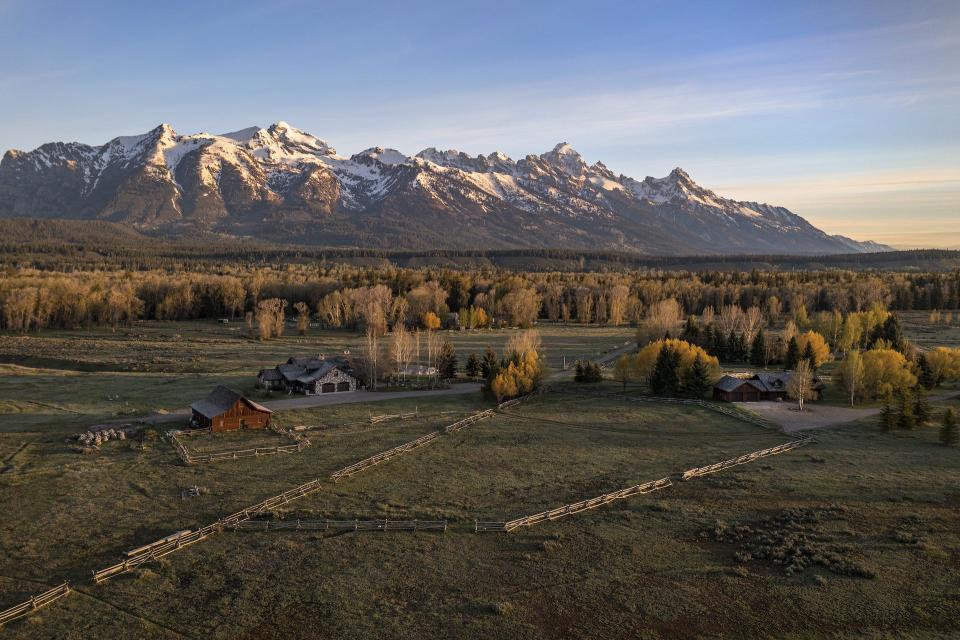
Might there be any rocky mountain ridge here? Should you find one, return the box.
[0,122,890,254]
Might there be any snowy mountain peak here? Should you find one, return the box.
[241,123,335,161]
[0,123,891,255]
[154,123,176,137]
[219,126,261,143]
[541,142,587,176]
[353,147,408,165]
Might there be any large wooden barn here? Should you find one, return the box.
[190,386,272,432]
[712,372,823,403]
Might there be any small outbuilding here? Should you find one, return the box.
[190,386,272,431]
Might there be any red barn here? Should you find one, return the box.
[190,386,272,432]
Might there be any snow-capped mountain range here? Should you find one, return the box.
[0,122,889,254]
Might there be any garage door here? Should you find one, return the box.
[337,381,350,392]
[321,383,335,393]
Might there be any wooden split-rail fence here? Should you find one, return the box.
[91,476,325,583]
[680,438,812,480]
[234,519,447,532]
[329,396,535,482]
[88,399,539,587]
[0,582,70,627]
[369,410,419,424]
[170,424,311,465]
[476,477,673,532]
[476,437,813,533]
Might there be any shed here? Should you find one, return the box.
[257,368,285,390]
[190,386,272,431]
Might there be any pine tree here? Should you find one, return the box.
[872,315,907,352]
[685,354,712,398]
[465,353,481,380]
[727,330,739,363]
[917,353,937,389]
[880,391,897,432]
[785,336,800,370]
[701,324,714,353]
[750,329,766,366]
[481,346,499,380]
[738,332,750,362]
[650,345,681,396]
[587,362,603,383]
[437,340,457,381]
[914,386,932,425]
[898,388,916,430]
[681,316,700,342]
[940,408,958,447]
[713,329,727,362]
[574,360,585,382]
[802,341,817,370]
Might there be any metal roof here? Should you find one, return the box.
[714,375,749,392]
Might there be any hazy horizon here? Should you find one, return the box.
[1,0,957,248]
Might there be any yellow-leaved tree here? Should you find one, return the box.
[422,311,441,331]
[488,330,546,402]
[925,347,960,384]
[795,330,832,368]
[861,348,917,398]
[630,338,720,385]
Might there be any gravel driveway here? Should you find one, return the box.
[739,389,958,432]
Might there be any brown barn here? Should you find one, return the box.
[190,386,272,432]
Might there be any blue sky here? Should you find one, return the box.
[1,0,957,248]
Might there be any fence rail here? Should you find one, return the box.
[329,399,532,482]
[477,476,673,533]
[92,476,325,583]
[370,411,419,424]
[234,519,447,532]
[680,438,812,480]
[170,423,311,465]
[0,582,70,627]
[329,430,443,481]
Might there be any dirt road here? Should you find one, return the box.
[107,384,483,428]
[739,389,958,432]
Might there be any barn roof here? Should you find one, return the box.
[714,371,824,394]
[714,375,751,392]
[191,386,272,419]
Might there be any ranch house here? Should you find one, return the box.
[190,386,273,432]
[712,372,823,403]
[258,355,360,395]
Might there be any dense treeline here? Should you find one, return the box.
[2,264,960,332]
[1,222,959,273]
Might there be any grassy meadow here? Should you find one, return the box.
[0,318,958,638]
[0,375,957,639]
